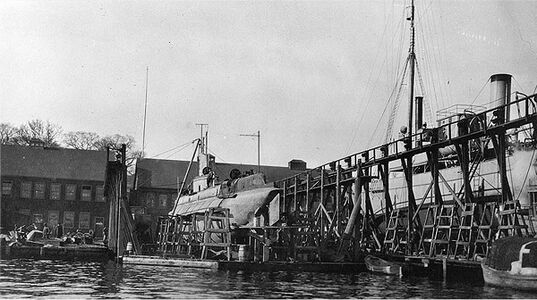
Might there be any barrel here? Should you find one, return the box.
[126,242,133,255]
[238,245,250,262]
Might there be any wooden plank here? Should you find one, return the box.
[123,255,218,269]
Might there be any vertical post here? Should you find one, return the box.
[336,163,341,233]
[320,166,325,237]
[240,130,261,173]
[294,176,298,212]
[306,173,310,213]
[380,162,393,224]
[257,130,260,173]
[142,66,149,155]
[282,181,287,214]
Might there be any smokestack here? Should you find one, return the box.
[415,96,423,130]
[490,73,512,122]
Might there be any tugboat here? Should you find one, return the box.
[481,236,537,291]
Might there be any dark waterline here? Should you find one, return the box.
[0,259,535,299]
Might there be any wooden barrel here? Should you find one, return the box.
[238,245,250,262]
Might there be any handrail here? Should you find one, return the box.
[275,93,537,187]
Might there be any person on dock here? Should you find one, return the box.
[411,228,421,255]
[102,227,108,246]
[43,223,50,239]
[56,223,64,238]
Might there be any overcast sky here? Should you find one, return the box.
[1,0,536,168]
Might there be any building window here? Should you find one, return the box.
[33,214,44,224]
[50,183,61,200]
[63,211,75,229]
[66,184,76,201]
[2,181,12,196]
[146,193,155,207]
[48,210,59,228]
[95,217,104,226]
[79,212,90,229]
[21,182,32,198]
[94,217,105,237]
[159,194,168,208]
[95,186,105,202]
[81,185,92,201]
[34,182,45,199]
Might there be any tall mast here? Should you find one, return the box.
[407,0,415,139]
[142,66,149,154]
[406,0,416,255]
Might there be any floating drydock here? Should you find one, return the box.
[108,2,537,285]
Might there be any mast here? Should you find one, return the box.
[408,0,415,138]
[142,66,149,154]
[406,0,416,255]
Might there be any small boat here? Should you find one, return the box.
[481,236,537,291]
[364,255,402,276]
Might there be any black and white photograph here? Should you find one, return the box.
[1,0,537,298]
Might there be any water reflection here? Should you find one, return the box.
[0,259,535,299]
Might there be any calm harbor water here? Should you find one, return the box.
[0,259,534,299]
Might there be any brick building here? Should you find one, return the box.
[0,144,108,236]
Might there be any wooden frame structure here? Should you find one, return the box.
[273,93,537,260]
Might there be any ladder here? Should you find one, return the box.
[157,216,174,254]
[430,204,459,257]
[419,205,439,256]
[474,202,496,257]
[454,203,477,259]
[201,208,232,260]
[294,212,319,261]
[383,208,407,253]
[497,200,529,238]
[170,215,192,256]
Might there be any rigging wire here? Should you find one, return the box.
[346,2,407,153]
[152,141,192,158]
[366,7,409,147]
[381,56,410,144]
[208,147,227,163]
[470,78,491,105]
[164,143,195,159]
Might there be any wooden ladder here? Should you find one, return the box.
[170,215,192,256]
[497,200,529,238]
[383,208,407,253]
[419,205,438,256]
[454,203,477,259]
[430,205,459,257]
[201,208,232,260]
[474,202,496,257]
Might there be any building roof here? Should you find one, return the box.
[1,144,107,182]
[134,158,304,190]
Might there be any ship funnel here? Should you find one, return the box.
[490,73,512,122]
[415,96,423,130]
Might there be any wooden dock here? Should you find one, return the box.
[122,255,365,273]
[1,243,111,260]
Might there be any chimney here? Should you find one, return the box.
[490,73,512,122]
[415,96,423,130]
[288,159,307,171]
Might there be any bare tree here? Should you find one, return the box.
[63,131,100,150]
[15,119,62,147]
[0,123,17,144]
